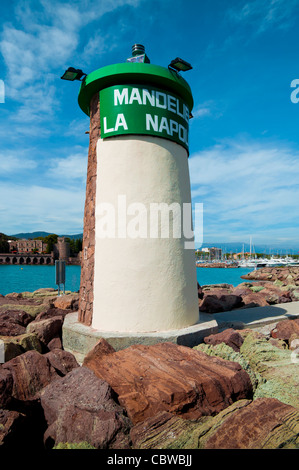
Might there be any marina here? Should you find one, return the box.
[196,257,299,269]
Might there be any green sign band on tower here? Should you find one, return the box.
[100,84,190,151]
[78,63,193,110]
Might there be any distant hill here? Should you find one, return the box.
[6,233,299,253]
[9,231,83,240]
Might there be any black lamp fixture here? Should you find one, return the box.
[168,57,192,73]
[61,67,87,81]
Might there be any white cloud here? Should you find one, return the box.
[0,182,85,234]
[228,0,299,33]
[189,139,299,244]
[0,152,38,172]
[0,0,143,123]
[47,152,88,183]
[192,106,211,119]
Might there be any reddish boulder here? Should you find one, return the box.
[232,285,253,298]
[0,322,26,336]
[2,350,59,401]
[0,310,33,336]
[5,292,23,299]
[0,310,32,327]
[202,398,299,449]
[40,367,131,449]
[83,338,116,370]
[199,293,243,313]
[240,292,269,308]
[34,307,71,322]
[84,342,253,425]
[270,319,299,343]
[53,294,79,311]
[199,295,226,313]
[46,337,62,350]
[204,328,244,352]
[130,411,198,449]
[0,367,13,408]
[0,409,26,448]
[260,285,292,305]
[44,349,79,377]
[197,282,203,299]
[26,316,63,347]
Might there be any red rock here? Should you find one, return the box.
[0,366,13,408]
[34,307,71,322]
[83,338,116,370]
[2,350,58,401]
[240,292,269,308]
[53,294,79,310]
[0,321,26,336]
[130,411,196,449]
[5,292,23,299]
[0,409,26,448]
[232,285,253,297]
[44,349,79,376]
[0,310,32,327]
[0,310,33,336]
[40,367,131,449]
[199,293,243,313]
[197,282,203,299]
[26,316,63,346]
[259,286,291,305]
[241,267,299,285]
[268,338,287,350]
[83,342,253,425]
[270,319,299,342]
[46,337,62,350]
[199,295,225,313]
[202,398,299,449]
[204,328,244,352]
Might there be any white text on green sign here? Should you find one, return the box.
[100,85,190,151]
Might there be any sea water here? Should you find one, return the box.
[196,267,253,287]
[0,265,81,296]
[0,265,253,296]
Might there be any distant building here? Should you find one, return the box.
[5,236,79,265]
[8,239,47,253]
[53,237,70,262]
[196,247,222,260]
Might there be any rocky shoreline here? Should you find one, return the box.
[198,266,299,313]
[1,271,299,450]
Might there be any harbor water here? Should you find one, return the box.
[0,265,253,296]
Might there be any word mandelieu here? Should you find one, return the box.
[114,87,190,122]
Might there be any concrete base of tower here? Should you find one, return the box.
[62,311,218,364]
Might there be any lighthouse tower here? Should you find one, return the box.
[62,46,216,360]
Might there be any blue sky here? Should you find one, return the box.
[0,0,299,249]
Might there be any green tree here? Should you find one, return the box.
[0,233,9,253]
[43,234,58,254]
[75,238,82,253]
[67,238,82,255]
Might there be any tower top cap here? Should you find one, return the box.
[132,44,145,56]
